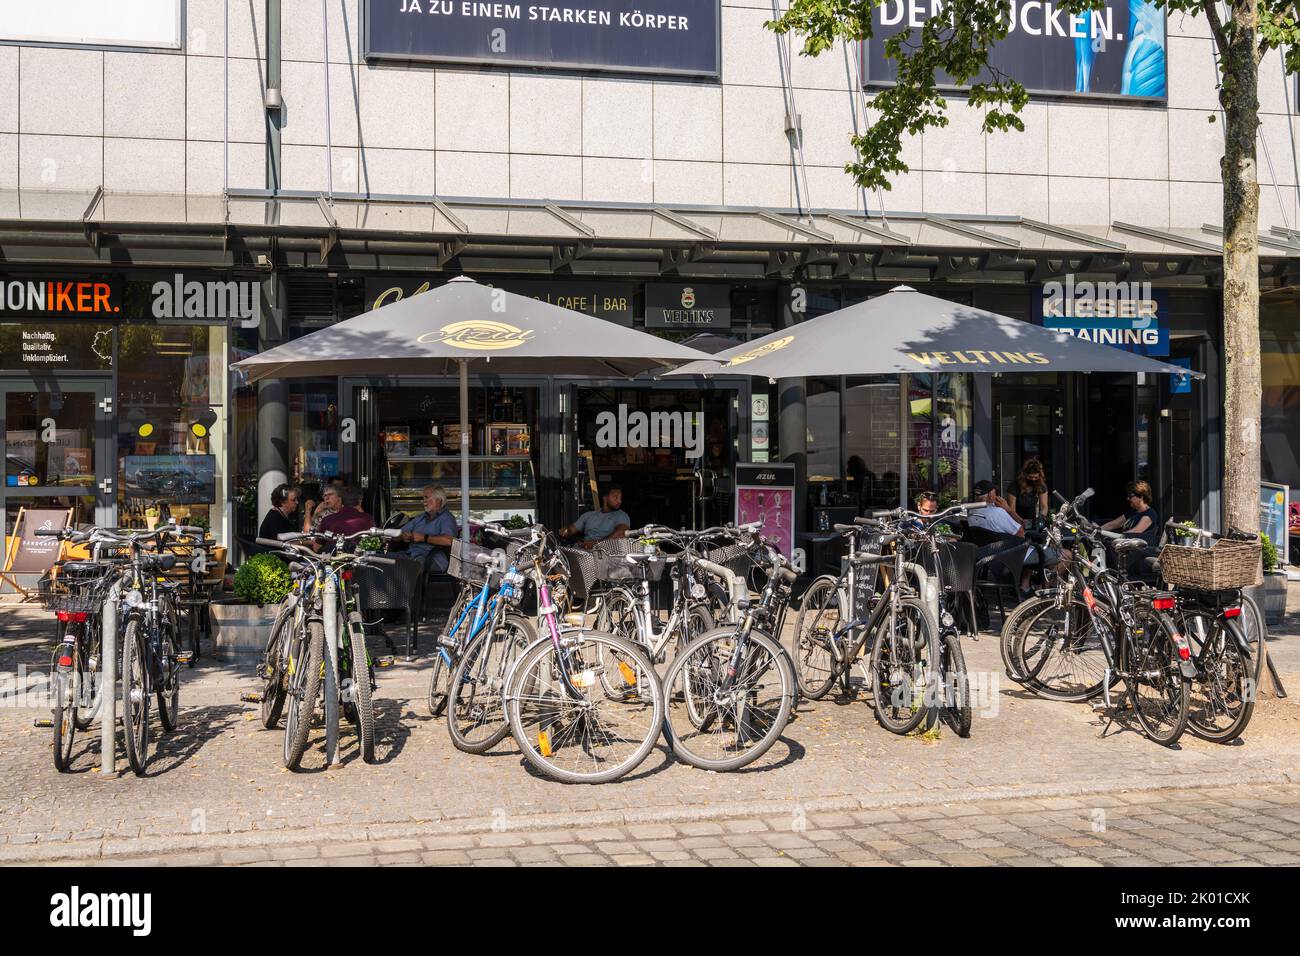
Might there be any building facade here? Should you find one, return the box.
[1,1,1297,572]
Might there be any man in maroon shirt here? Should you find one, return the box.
[316,485,375,543]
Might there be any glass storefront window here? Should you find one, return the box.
[289,380,339,485]
[806,377,841,506]
[116,323,228,539]
[908,373,972,508]
[844,376,901,511]
[1262,299,1300,489]
[4,389,97,488]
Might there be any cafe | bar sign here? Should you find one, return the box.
[364,1,721,77]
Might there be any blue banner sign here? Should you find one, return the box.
[364,1,721,77]
[1031,278,1170,357]
[865,0,1167,101]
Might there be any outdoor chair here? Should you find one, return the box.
[974,540,1033,629]
[353,553,424,660]
[928,540,979,637]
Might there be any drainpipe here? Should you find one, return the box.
[265,0,283,192]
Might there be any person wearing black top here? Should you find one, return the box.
[1102,479,1160,546]
[257,483,301,545]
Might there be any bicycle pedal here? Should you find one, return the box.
[240,691,264,703]
[33,717,53,728]
[375,655,395,668]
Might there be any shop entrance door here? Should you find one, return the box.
[993,383,1070,500]
[1,377,114,533]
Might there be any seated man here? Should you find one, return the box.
[317,485,375,544]
[401,483,458,574]
[967,480,1024,540]
[560,484,630,550]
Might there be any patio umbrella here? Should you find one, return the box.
[666,286,1204,380]
[234,276,710,541]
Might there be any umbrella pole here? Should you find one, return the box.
[459,358,471,544]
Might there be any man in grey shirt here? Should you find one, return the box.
[561,485,631,549]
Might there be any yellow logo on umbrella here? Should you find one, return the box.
[728,335,794,367]
[423,320,535,351]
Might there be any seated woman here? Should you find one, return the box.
[1101,479,1161,578]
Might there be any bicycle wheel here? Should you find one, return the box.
[505,630,663,785]
[156,626,180,733]
[348,624,376,763]
[868,597,937,735]
[595,587,640,645]
[1015,598,1112,701]
[790,576,841,700]
[74,617,100,731]
[284,619,324,771]
[121,617,150,775]
[260,603,293,729]
[662,627,794,772]
[1183,610,1255,743]
[1238,593,1268,687]
[448,614,535,754]
[675,604,716,728]
[999,593,1054,682]
[940,629,972,738]
[1128,606,1189,747]
[51,642,79,772]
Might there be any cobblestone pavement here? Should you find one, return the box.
[2,595,1299,864]
[35,783,1300,867]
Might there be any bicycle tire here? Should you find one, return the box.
[447,614,534,754]
[868,597,937,735]
[1239,592,1268,687]
[505,630,663,785]
[677,603,716,728]
[1128,605,1189,747]
[662,627,794,772]
[51,644,78,773]
[349,624,375,763]
[790,575,842,700]
[1184,611,1255,744]
[940,629,972,738]
[1014,598,1113,702]
[156,626,180,733]
[284,619,324,771]
[261,603,293,729]
[999,593,1053,682]
[594,587,639,645]
[121,617,150,775]
[427,650,452,718]
[73,617,99,731]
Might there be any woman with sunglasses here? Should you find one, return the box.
[1010,459,1050,532]
[1101,479,1160,546]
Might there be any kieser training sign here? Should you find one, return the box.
[864,0,1167,100]
[364,1,721,77]
[1031,277,1170,357]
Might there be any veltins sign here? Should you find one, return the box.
[364,1,721,78]
[645,283,731,330]
[865,0,1167,100]
[1031,276,1169,357]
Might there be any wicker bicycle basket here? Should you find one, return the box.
[595,539,667,583]
[1158,538,1262,590]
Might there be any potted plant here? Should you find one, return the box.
[210,553,292,664]
[144,505,160,530]
[1249,533,1288,627]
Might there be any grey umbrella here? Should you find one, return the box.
[234,276,710,541]
[667,286,1204,379]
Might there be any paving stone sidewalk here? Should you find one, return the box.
[42,783,1300,867]
[3,596,1299,863]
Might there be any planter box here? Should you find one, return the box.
[1244,571,1288,627]
[210,601,278,664]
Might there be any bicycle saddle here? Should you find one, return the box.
[140,553,178,572]
[1109,538,1148,553]
[624,552,659,563]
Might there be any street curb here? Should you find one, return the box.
[5,765,1298,864]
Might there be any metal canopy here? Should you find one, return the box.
[2,186,1299,286]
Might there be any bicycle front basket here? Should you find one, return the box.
[448,539,494,585]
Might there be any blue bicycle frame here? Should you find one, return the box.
[438,557,524,667]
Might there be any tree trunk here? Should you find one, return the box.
[1219,1,1262,535]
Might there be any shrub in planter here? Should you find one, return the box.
[1252,533,1288,627]
[233,553,291,607]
